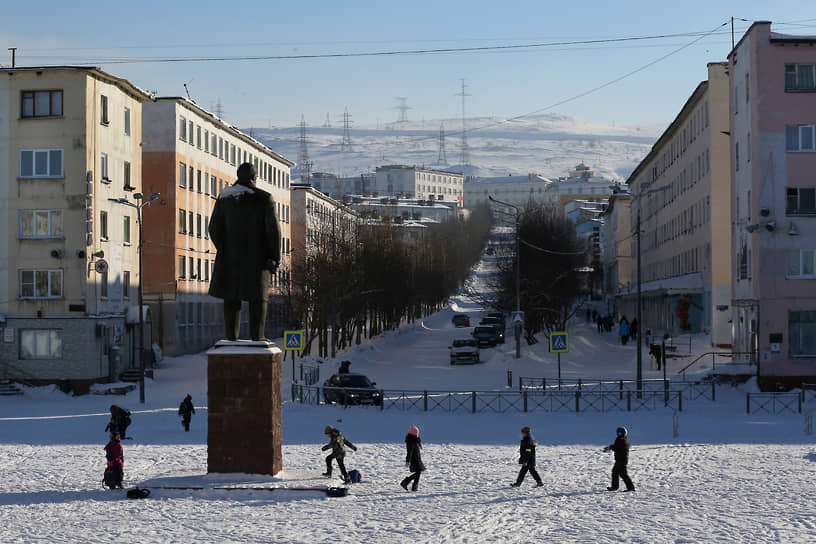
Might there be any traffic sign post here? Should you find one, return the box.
[549,332,569,390]
[284,331,304,351]
[511,311,525,325]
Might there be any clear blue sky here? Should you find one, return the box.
[2,1,814,130]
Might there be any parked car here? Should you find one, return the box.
[487,312,505,321]
[472,326,501,347]
[452,314,470,327]
[323,373,383,406]
[449,339,480,365]
[480,317,506,342]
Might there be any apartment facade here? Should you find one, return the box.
[599,192,632,308]
[464,174,552,210]
[0,67,150,389]
[621,62,731,346]
[374,165,464,207]
[142,98,293,356]
[729,22,816,385]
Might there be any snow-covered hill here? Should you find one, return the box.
[251,112,662,181]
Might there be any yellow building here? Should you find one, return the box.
[0,67,150,391]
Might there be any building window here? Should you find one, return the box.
[790,310,816,356]
[188,212,194,236]
[786,249,816,278]
[210,175,217,195]
[189,257,195,279]
[197,169,202,192]
[123,161,132,190]
[204,259,210,281]
[188,120,194,145]
[21,90,63,118]
[197,126,202,149]
[203,173,209,196]
[204,216,209,239]
[123,216,131,244]
[19,269,63,299]
[179,209,187,233]
[179,116,187,141]
[786,125,816,152]
[100,268,108,298]
[219,138,224,160]
[19,149,63,179]
[100,95,109,125]
[785,64,816,92]
[100,210,110,240]
[204,130,209,152]
[196,214,202,238]
[197,258,202,281]
[179,162,187,188]
[211,134,217,155]
[178,256,186,279]
[20,329,62,359]
[19,210,63,238]
[189,166,194,191]
[230,144,236,165]
[786,188,816,215]
[123,270,130,298]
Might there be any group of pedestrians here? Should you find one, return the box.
[321,424,634,493]
[101,395,196,490]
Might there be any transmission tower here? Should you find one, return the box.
[213,97,224,118]
[322,112,332,128]
[437,123,448,163]
[456,79,470,172]
[394,97,411,124]
[341,107,353,151]
[297,115,312,182]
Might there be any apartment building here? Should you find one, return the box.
[599,191,632,309]
[142,98,293,355]
[0,67,150,389]
[729,22,816,386]
[621,62,731,346]
[374,165,464,207]
[464,174,552,210]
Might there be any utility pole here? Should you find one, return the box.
[8,48,17,68]
[394,97,411,124]
[456,79,470,172]
[437,123,447,163]
[636,200,643,397]
[297,115,312,182]
[341,107,353,151]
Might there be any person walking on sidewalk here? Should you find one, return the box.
[321,425,357,483]
[604,426,635,492]
[400,424,426,491]
[178,394,195,432]
[510,426,543,488]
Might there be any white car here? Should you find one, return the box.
[449,339,480,365]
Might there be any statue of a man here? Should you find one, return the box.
[208,162,280,341]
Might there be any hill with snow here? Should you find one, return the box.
[251,112,662,181]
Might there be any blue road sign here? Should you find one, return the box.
[511,311,525,325]
[549,332,569,353]
[284,330,304,351]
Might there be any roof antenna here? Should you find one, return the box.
[183,79,195,103]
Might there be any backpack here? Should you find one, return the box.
[348,469,361,484]
[126,488,151,499]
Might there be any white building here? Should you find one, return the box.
[374,165,463,207]
[464,174,553,211]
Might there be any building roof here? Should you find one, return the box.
[153,96,294,167]
[769,32,816,44]
[376,164,463,176]
[467,175,552,185]
[0,66,152,102]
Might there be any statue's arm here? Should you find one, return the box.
[209,201,223,249]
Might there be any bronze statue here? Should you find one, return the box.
[208,163,280,341]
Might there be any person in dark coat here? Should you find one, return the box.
[511,426,543,488]
[321,425,357,483]
[629,318,638,342]
[178,394,195,432]
[104,433,124,489]
[104,405,131,440]
[208,162,280,341]
[400,424,426,491]
[604,426,635,491]
[338,360,351,374]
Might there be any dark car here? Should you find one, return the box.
[323,373,383,406]
[452,314,470,327]
[480,317,506,343]
[487,312,505,321]
[472,326,501,347]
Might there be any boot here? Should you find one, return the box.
[400,479,409,491]
[322,472,331,477]
[510,482,521,487]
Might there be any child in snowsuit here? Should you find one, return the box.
[400,424,426,491]
[604,426,635,491]
[511,426,543,487]
[321,426,357,483]
[178,394,195,432]
[104,433,124,489]
[104,405,131,440]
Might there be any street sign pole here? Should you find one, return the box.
[558,352,561,390]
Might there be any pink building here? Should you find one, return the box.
[729,22,816,388]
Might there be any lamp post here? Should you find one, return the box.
[488,196,521,359]
[109,192,160,404]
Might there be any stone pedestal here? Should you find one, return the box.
[207,340,282,475]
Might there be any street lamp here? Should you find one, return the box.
[633,183,670,396]
[488,195,521,359]
[109,192,160,404]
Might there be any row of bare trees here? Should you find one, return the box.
[285,204,492,358]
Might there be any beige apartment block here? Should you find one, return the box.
[142,98,294,356]
[599,191,632,307]
[620,63,732,346]
[0,67,150,390]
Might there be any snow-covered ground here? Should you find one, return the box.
[1,256,815,543]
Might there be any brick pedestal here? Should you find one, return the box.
[207,341,282,475]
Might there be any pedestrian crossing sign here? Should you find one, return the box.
[284,331,303,351]
[549,332,569,353]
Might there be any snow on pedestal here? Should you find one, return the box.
[207,340,282,475]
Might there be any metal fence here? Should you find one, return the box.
[518,377,716,401]
[291,384,683,413]
[298,364,320,386]
[746,392,803,415]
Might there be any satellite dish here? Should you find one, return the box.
[95,259,109,274]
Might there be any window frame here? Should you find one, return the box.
[179,209,187,233]
[19,148,64,179]
[100,95,109,126]
[100,210,109,240]
[100,153,110,182]
[123,270,130,299]
[124,107,131,136]
[18,209,63,239]
[785,63,816,92]
[789,310,816,357]
[21,90,63,119]
[785,124,816,152]
[179,162,187,188]
[123,160,132,190]
[19,269,63,299]
[786,249,816,279]
[123,215,131,245]
[19,329,63,359]
[786,187,816,216]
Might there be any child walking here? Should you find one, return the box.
[400,424,426,491]
[511,426,543,488]
[321,425,357,483]
[178,394,195,432]
[103,433,124,489]
[604,426,635,492]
